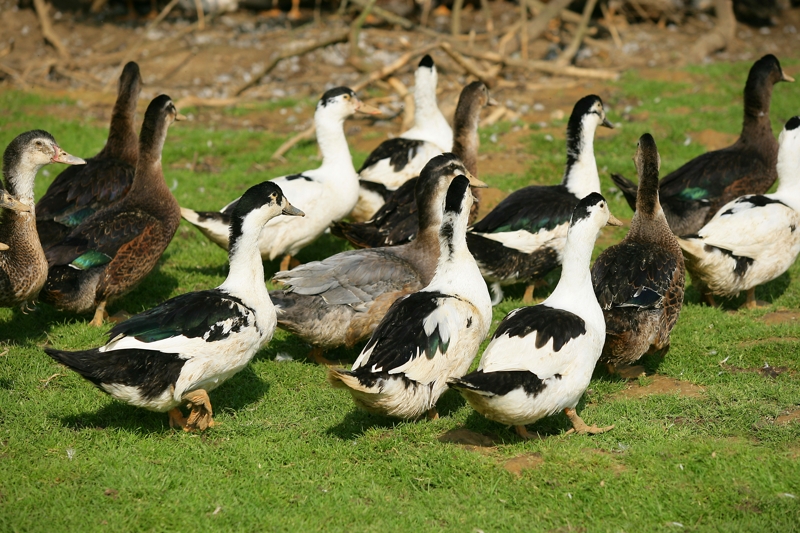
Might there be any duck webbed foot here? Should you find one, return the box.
[89,301,108,327]
[168,407,187,429]
[743,288,770,310]
[563,407,614,436]
[307,347,339,366]
[182,389,215,431]
[427,407,439,420]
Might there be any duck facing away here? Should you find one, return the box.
[592,134,685,377]
[45,181,304,431]
[449,193,620,439]
[0,131,85,309]
[352,54,453,222]
[466,95,613,305]
[40,95,183,326]
[271,154,485,364]
[332,81,493,249]
[36,62,142,249]
[611,54,793,236]
[328,175,492,419]
[180,87,380,271]
[678,117,800,309]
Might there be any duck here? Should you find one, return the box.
[0,131,85,309]
[611,54,794,237]
[448,193,620,439]
[271,154,485,364]
[677,116,800,309]
[351,54,453,222]
[180,87,380,271]
[466,95,613,305]
[591,134,686,377]
[45,181,304,431]
[40,95,183,327]
[332,81,493,249]
[328,174,492,419]
[36,62,142,249]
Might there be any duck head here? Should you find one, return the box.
[137,95,184,167]
[2,130,85,203]
[228,181,304,253]
[569,192,621,236]
[414,54,438,103]
[776,116,800,193]
[315,87,381,122]
[417,153,487,234]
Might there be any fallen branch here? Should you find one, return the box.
[689,0,735,62]
[174,95,241,108]
[32,0,72,64]
[454,46,620,80]
[600,3,623,49]
[271,125,316,161]
[0,62,29,89]
[386,77,414,131]
[350,0,377,58]
[440,42,499,86]
[555,0,599,66]
[234,29,349,96]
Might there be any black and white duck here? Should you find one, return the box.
[352,54,453,222]
[678,117,800,309]
[40,95,183,326]
[0,131,85,309]
[592,134,685,377]
[180,87,380,271]
[611,54,794,237]
[36,62,142,249]
[271,154,485,364]
[328,175,492,419]
[332,81,493,249]
[45,181,303,431]
[449,193,620,438]
[466,95,613,305]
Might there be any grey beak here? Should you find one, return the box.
[602,117,614,129]
[282,203,305,217]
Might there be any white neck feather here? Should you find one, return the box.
[6,158,44,206]
[407,70,453,150]
[563,118,601,199]
[219,217,270,305]
[315,110,356,177]
[776,133,800,200]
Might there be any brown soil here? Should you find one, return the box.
[760,311,800,326]
[690,129,739,151]
[614,374,704,399]
[438,428,498,452]
[503,452,544,477]
[775,408,800,425]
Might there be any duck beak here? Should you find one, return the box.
[52,147,86,166]
[281,203,305,217]
[781,72,795,83]
[0,243,8,251]
[487,96,498,107]
[356,101,382,115]
[175,113,187,121]
[606,213,624,227]
[465,171,488,188]
[602,116,615,129]
[0,191,30,213]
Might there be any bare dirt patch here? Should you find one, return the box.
[614,375,704,399]
[760,311,800,326]
[775,408,800,425]
[438,428,498,454]
[690,129,739,151]
[503,453,544,477]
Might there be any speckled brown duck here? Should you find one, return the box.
[40,95,183,326]
[0,131,85,308]
[331,81,493,248]
[611,55,794,237]
[592,133,686,378]
[36,62,142,249]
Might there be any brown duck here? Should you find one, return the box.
[610,54,794,236]
[0,131,85,308]
[592,134,685,378]
[40,95,183,326]
[36,62,142,249]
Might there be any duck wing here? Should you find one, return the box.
[471,185,576,235]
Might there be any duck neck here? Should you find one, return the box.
[628,163,669,240]
[776,141,800,197]
[220,222,268,299]
[128,117,170,196]
[562,119,600,198]
[3,159,42,207]
[316,112,355,175]
[549,224,595,303]
[452,105,480,177]
[741,76,775,140]
[100,83,139,166]
[428,213,471,285]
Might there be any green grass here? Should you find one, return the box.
[2,57,800,531]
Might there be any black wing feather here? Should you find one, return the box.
[471,185,577,234]
[492,305,586,351]
[359,138,425,173]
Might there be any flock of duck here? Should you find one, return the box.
[1,53,797,437]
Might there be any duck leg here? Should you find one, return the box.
[427,407,439,420]
[564,407,614,435]
[515,425,541,440]
[89,301,108,327]
[287,0,301,19]
[279,254,301,272]
[168,408,187,429]
[704,292,718,308]
[307,346,338,366]
[743,287,769,309]
[182,389,215,431]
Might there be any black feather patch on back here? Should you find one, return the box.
[492,305,586,351]
[721,195,787,216]
[418,54,434,69]
[358,180,392,201]
[704,245,754,277]
[45,347,185,401]
[285,173,313,182]
[787,116,800,131]
[470,185,576,234]
[359,138,425,173]
[452,369,547,397]
[109,289,252,343]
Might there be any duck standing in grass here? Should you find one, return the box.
[328,175,492,419]
[271,154,485,364]
[677,117,800,309]
[352,54,453,222]
[592,134,685,377]
[466,95,613,305]
[36,62,142,249]
[611,54,793,236]
[180,87,380,271]
[45,181,304,431]
[0,131,85,309]
[40,95,183,326]
[449,193,620,439]
[332,81,493,249]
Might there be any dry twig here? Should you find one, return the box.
[689,0,736,62]
[555,0,599,66]
[32,0,72,64]
[440,42,499,86]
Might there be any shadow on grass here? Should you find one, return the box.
[684,271,791,310]
[57,366,269,434]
